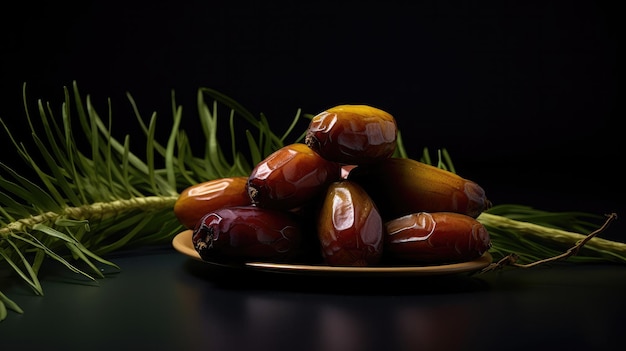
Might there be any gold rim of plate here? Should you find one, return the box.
[172,230,492,277]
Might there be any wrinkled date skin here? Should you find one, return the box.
[317,181,383,266]
[192,206,305,263]
[348,157,492,221]
[174,176,251,229]
[305,105,398,165]
[384,212,492,264]
[247,143,341,210]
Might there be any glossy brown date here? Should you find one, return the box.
[348,157,492,221]
[316,181,383,266]
[247,143,341,210]
[384,212,492,264]
[192,206,305,262]
[304,105,398,165]
[174,176,251,229]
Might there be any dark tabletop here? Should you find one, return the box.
[1,243,625,351]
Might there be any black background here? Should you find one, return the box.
[2,0,622,238]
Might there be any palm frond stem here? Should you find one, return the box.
[1,196,177,236]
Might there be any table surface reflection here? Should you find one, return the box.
[1,245,625,351]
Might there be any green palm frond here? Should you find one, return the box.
[0,81,301,321]
[0,81,623,322]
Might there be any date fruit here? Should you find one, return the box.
[348,157,492,220]
[174,176,251,229]
[305,105,398,165]
[317,181,383,266]
[384,212,492,264]
[247,143,341,210]
[192,206,305,262]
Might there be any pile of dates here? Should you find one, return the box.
[174,105,493,266]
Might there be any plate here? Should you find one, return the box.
[172,230,493,277]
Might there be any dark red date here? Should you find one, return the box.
[192,206,305,262]
[247,143,341,210]
[317,181,383,266]
[384,212,492,264]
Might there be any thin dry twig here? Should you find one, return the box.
[481,212,618,273]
